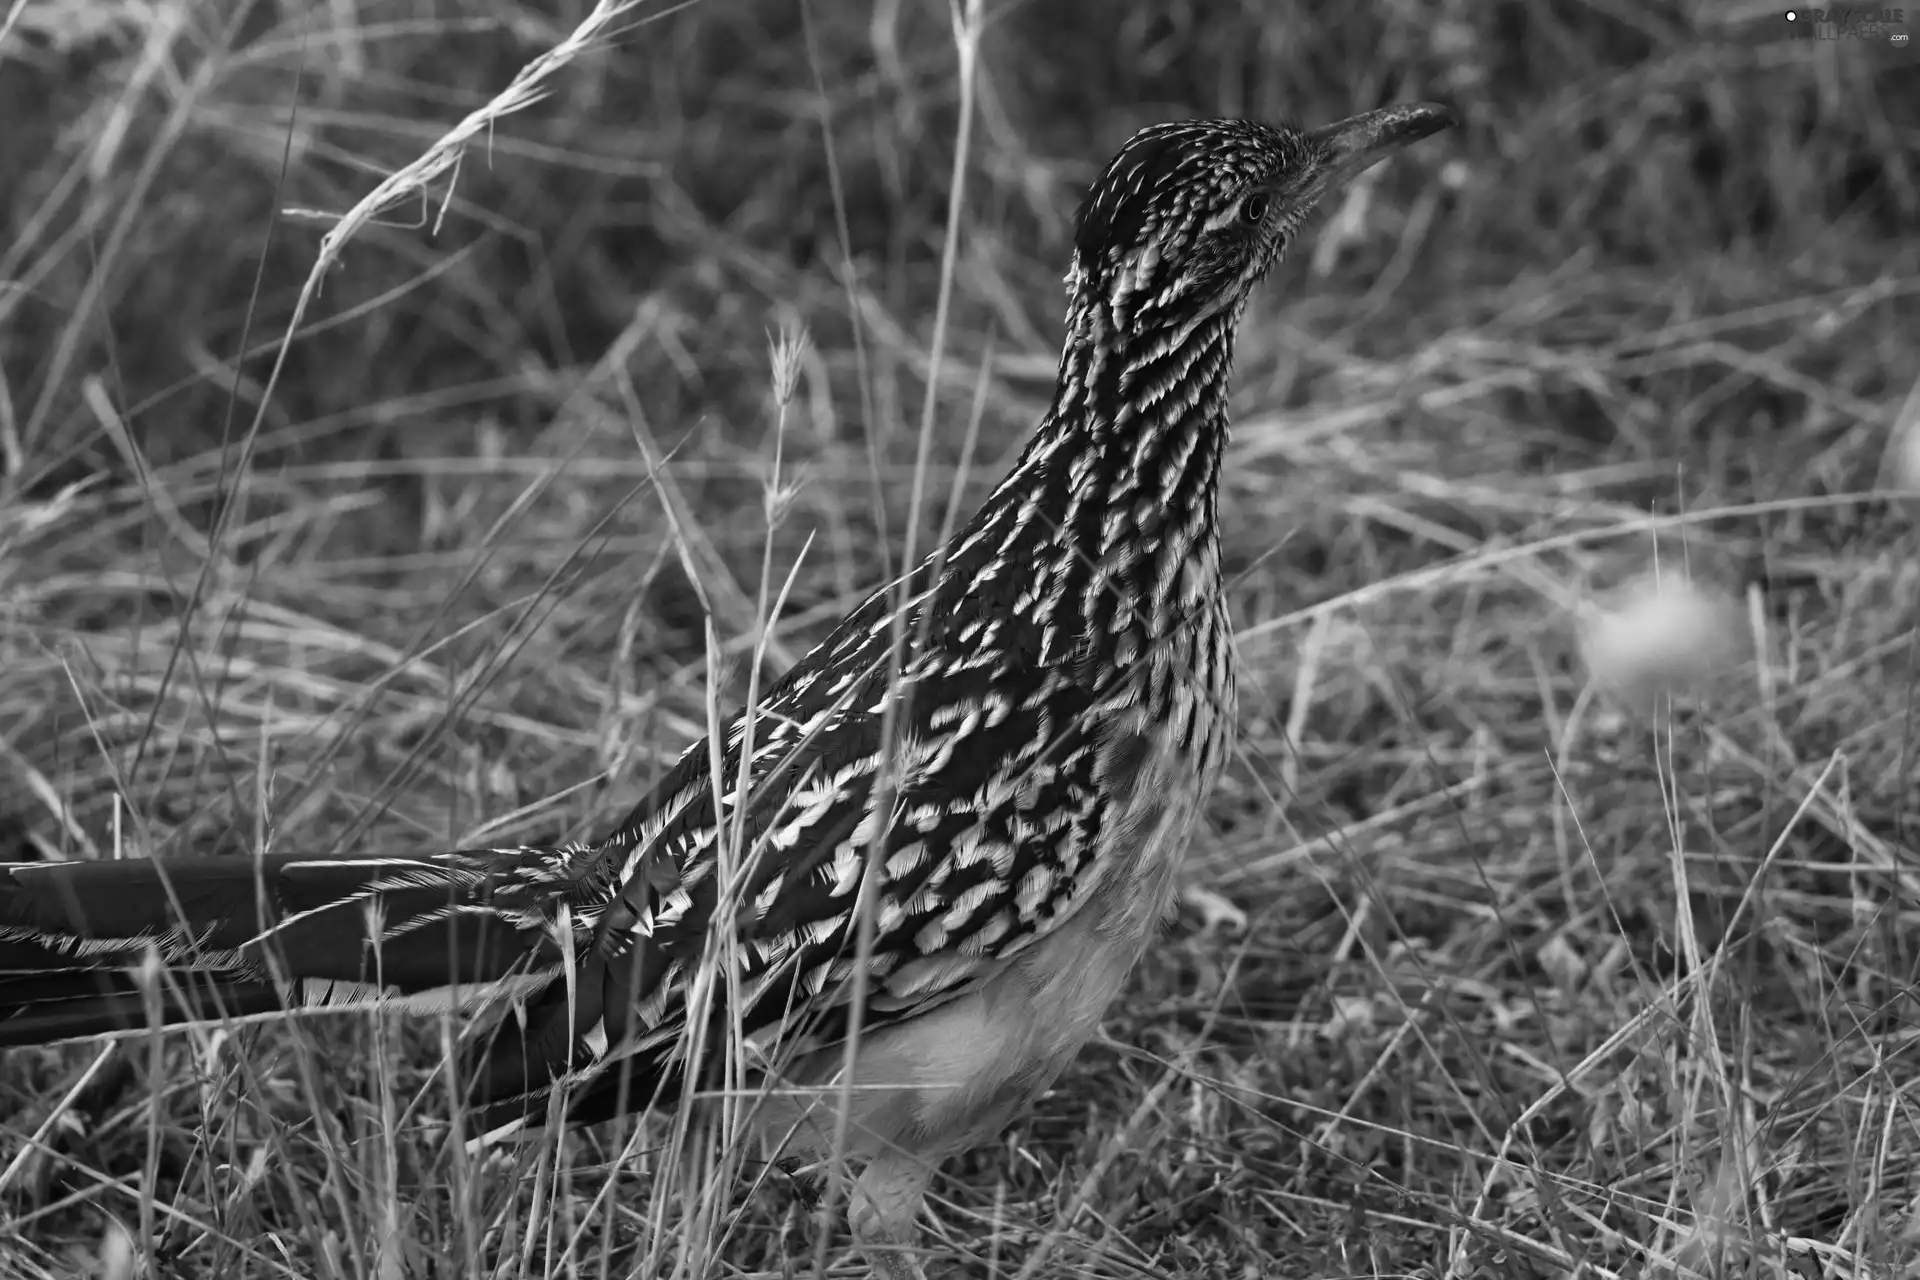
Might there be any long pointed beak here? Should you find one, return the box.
[1307,102,1459,188]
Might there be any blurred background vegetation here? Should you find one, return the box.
[2,1,1918,1276]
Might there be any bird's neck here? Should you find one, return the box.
[934,305,1239,653]
[1046,298,1241,520]
[1040,315,1234,548]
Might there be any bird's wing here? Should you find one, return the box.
[469,579,1157,1130]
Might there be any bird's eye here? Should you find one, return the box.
[1241,194,1269,224]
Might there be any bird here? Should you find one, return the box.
[0,103,1456,1278]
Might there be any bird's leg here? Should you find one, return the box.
[848,1151,935,1280]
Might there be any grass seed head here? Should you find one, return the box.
[1578,571,1745,704]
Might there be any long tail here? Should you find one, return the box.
[0,852,563,1049]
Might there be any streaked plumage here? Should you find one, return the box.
[1,104,1456,1278]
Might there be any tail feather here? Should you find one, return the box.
[0,969,290,1044]
[0,847,691,1137]
[0,853,563,1047]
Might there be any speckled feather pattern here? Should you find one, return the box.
[1,120,1323,1135]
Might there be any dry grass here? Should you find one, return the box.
[3,0,1920,1276]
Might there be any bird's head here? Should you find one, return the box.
[1067,104,1458,343]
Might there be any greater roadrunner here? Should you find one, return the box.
[1,104,1455,1277]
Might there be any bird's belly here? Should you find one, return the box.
[764,761,1211,1164]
